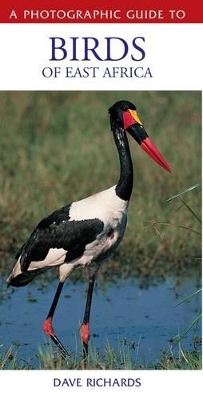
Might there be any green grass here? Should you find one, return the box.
[156,347,202,370]
[0,91,201,281]
[1,336,201,370]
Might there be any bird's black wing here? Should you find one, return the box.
[17,204,104,271]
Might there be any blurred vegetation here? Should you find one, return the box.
[0,91,201,282]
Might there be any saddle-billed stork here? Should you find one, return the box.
[7,100,171,362]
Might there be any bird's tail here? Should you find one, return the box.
[7,257,39,287]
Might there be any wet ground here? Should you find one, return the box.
[0,274,201,368]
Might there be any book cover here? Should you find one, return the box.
[0,1,202,399]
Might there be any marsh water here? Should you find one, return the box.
[0,273,201,368]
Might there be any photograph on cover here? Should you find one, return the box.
[0,90,201,370]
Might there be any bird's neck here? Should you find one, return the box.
[113,128,133,201]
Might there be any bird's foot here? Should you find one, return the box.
[43,317,70,361]
[51,334,70,361]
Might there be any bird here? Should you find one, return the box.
[7,100,171,363]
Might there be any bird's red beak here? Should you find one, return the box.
[140,137,172,172]
[123,109,172,173]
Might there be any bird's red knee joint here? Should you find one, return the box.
[43,317,55,337]
[81,323,90,344]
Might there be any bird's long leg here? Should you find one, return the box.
[43,281,69,360]
[80,266,99,365]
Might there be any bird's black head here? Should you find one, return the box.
[108,100,139,132]
[108,100,172,173]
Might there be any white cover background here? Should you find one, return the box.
[0,23,202,90]
[0,21,202,400]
